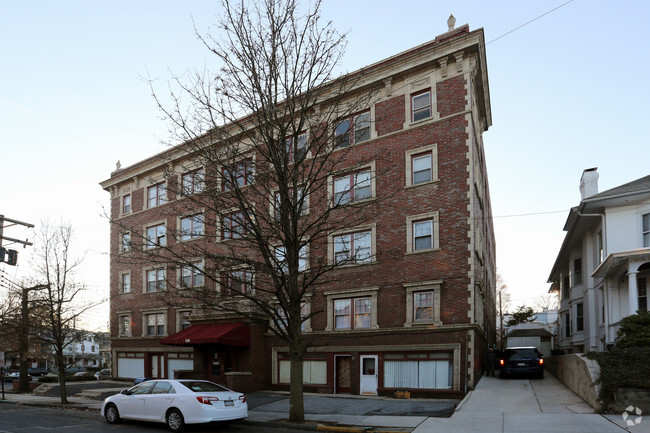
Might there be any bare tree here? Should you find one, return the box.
[29,222,98,403]
[124,0,386,421]
[533,294,558,311]
[496,273,510,349]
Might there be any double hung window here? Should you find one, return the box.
[120,273,131,293]
[181,262,204,288]
[146,268,166,292]
[573,258,583,286]
[121,232,131,252]
[222,212,244,239]
[333,231,371,265]
[223,159,254,191]
[226,269,254,294]
[180,214,204,241]
[644,214,650,247]
[333,170,371,205]
[411,90,432,122]
[286,132,308,162]
[334,111,370,148]
[576,303,584,332]
[412,153,432,184]
[118,314,131,337]
[275,245,308,273]
[146,223,166,249]
[414,291,433,321]
[413,220,433,251]
[334,297,371,329]
[181,169,204,195]
[122,194,131,214]
[147,182,166,208]
[146,313,165,336]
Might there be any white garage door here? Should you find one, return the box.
[117,358,144,378]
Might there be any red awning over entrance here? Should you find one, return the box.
[160,323,250,347]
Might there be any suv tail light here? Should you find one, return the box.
[539,359,544,365]
[499,359,504,366]
[196,396,220,405]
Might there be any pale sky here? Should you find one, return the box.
[1,1,648,330]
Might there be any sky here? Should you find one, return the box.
[1,0,649,330]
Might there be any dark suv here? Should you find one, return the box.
[499,347,544,379]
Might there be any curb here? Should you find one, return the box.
[454,390,472,412]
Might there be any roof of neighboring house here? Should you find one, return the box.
[585,174,650,201]
[505,322,554,338]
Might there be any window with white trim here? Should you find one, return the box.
[147,182,166,208]
[274,187,308,218]
[334,231,371,265]
[414,291,433,321]
[178,310,192,331]
[145,312,165,336]
[181,261,203,288]
[405,145,438,187]
[120,272,131,293]
[334,297,371,329]
[411,90,432,122]
[275,245,308,273]
[180,214,204,241]
[224,269,254,294]
[334,111,370,148]
[286,132,308,162]
[146,223,166,249]
[122,194,131,214]
[222,212,244,239]
[120,232,131,252]
[404,281,442,326]
[643,213,650,247]
[118,313,132,337]
[222,159,254,191]
[406,212,439,253]
[146,268,166,292]
[334,170,372,205]
[276,302,311,332]
[181,168,204,195]
[576,303,584,332]
[573,258,583,286]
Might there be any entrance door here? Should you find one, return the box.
[207,350,235,385]
[335,356,351,394]
[151,354,165,378]
[360,355,378,395]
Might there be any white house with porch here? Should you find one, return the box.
[548,168,650,353]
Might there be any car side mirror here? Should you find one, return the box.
[121,389,129,395]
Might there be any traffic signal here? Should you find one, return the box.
[0,247,4,262]
[6,249,18,266]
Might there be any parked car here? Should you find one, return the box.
[3,372,32,382]
[28,367,48,377]
[74,371,93,378]
[499,346,544,379]
[101,379,248,432]
[95,368,111,380]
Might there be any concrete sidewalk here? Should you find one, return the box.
[413,374,649,433]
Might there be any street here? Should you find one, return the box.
[0,404,315,433]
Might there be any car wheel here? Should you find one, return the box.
[104,404,122,424]
[166,408,185,432]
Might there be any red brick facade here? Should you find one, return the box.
[101,24,495,398]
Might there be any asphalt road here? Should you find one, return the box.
[0,404,315,433]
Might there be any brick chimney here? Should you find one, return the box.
[579,167,599,200]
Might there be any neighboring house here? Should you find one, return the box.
[63,332,104,369]
[505,322,555,356]
[100,19,496,397]
[548,168,650,353]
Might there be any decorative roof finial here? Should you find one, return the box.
[447,14,456,31]
[116,160,122,171]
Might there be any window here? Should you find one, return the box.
[180,214,204,241]
[222,212,244,239]
[179,311,192,331]
[146,268,166,292]
[145,313,165,336]
[333,170,372,205]
[276,302,311,332]
[278,354,327,385]
[334,111,370,148]
[573,258,583,286]
[597,231,604,264]
[181,168,204,195]
[562,275,570,299]
[146,223,166,249]
[223,159,254,191]
[122,194,131,214]
[334,297,371,329]
[564,312,571,337]
[120,232,131,252]
[644,214,650,248]
[406,212,439,253]
[405,144,438,187]
[181,262,203,288]
[118,314,131,337]
[333,231,371,265]
[274,187,308,218]
[576,303,584,332]
[120,273,131,293]
[147,182,166,208]
[286,132,308,162]
[411,90,431,122]
[225,269,253,294]
[384,352,452,389]
[414,291,433,321]
[639,278,647,312]
[404,281,442,326]
[275,245,308,272]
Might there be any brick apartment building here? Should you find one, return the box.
[100,19,496,398]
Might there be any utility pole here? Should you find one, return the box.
[0,215,34,267]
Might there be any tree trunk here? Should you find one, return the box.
[56,352,68,404]
[288,351,304,421]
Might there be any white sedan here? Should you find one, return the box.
[101,379,247,432]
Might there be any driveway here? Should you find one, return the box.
[414,373,649,433]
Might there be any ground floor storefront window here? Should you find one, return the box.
[116,351,193,379]
[383,352,452,389]
[278,353,327,385]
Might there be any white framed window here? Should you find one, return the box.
[273,187,308,218]
[147,182,167,208]
[144,312,166,336]
[324,287,379,331]
[275,244,308,273]
[334,111,371,148]
[406,212,440,254]
[573,258,583,286]
[411,90,432,122]
[181,261,204,288]
[120,272,131,293]
[146,223,166,249]
[334,170,371,205]
[118,313,132,337]
[576,303,584,332]
[146,268,166,293]
[643,213,650,248]
[404,281,442,326]
[181,168,204,195]
[178,310,192,331]
[286,132,308,162]
[405,144,438,187]
[122,194,131,214]
[180,214,204,241]
[276,301,311,332]
[120,232,131,253]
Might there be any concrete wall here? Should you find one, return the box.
[545,354,602,411]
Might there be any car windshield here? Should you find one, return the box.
[505,349,539,360]
[180,381,229,393]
